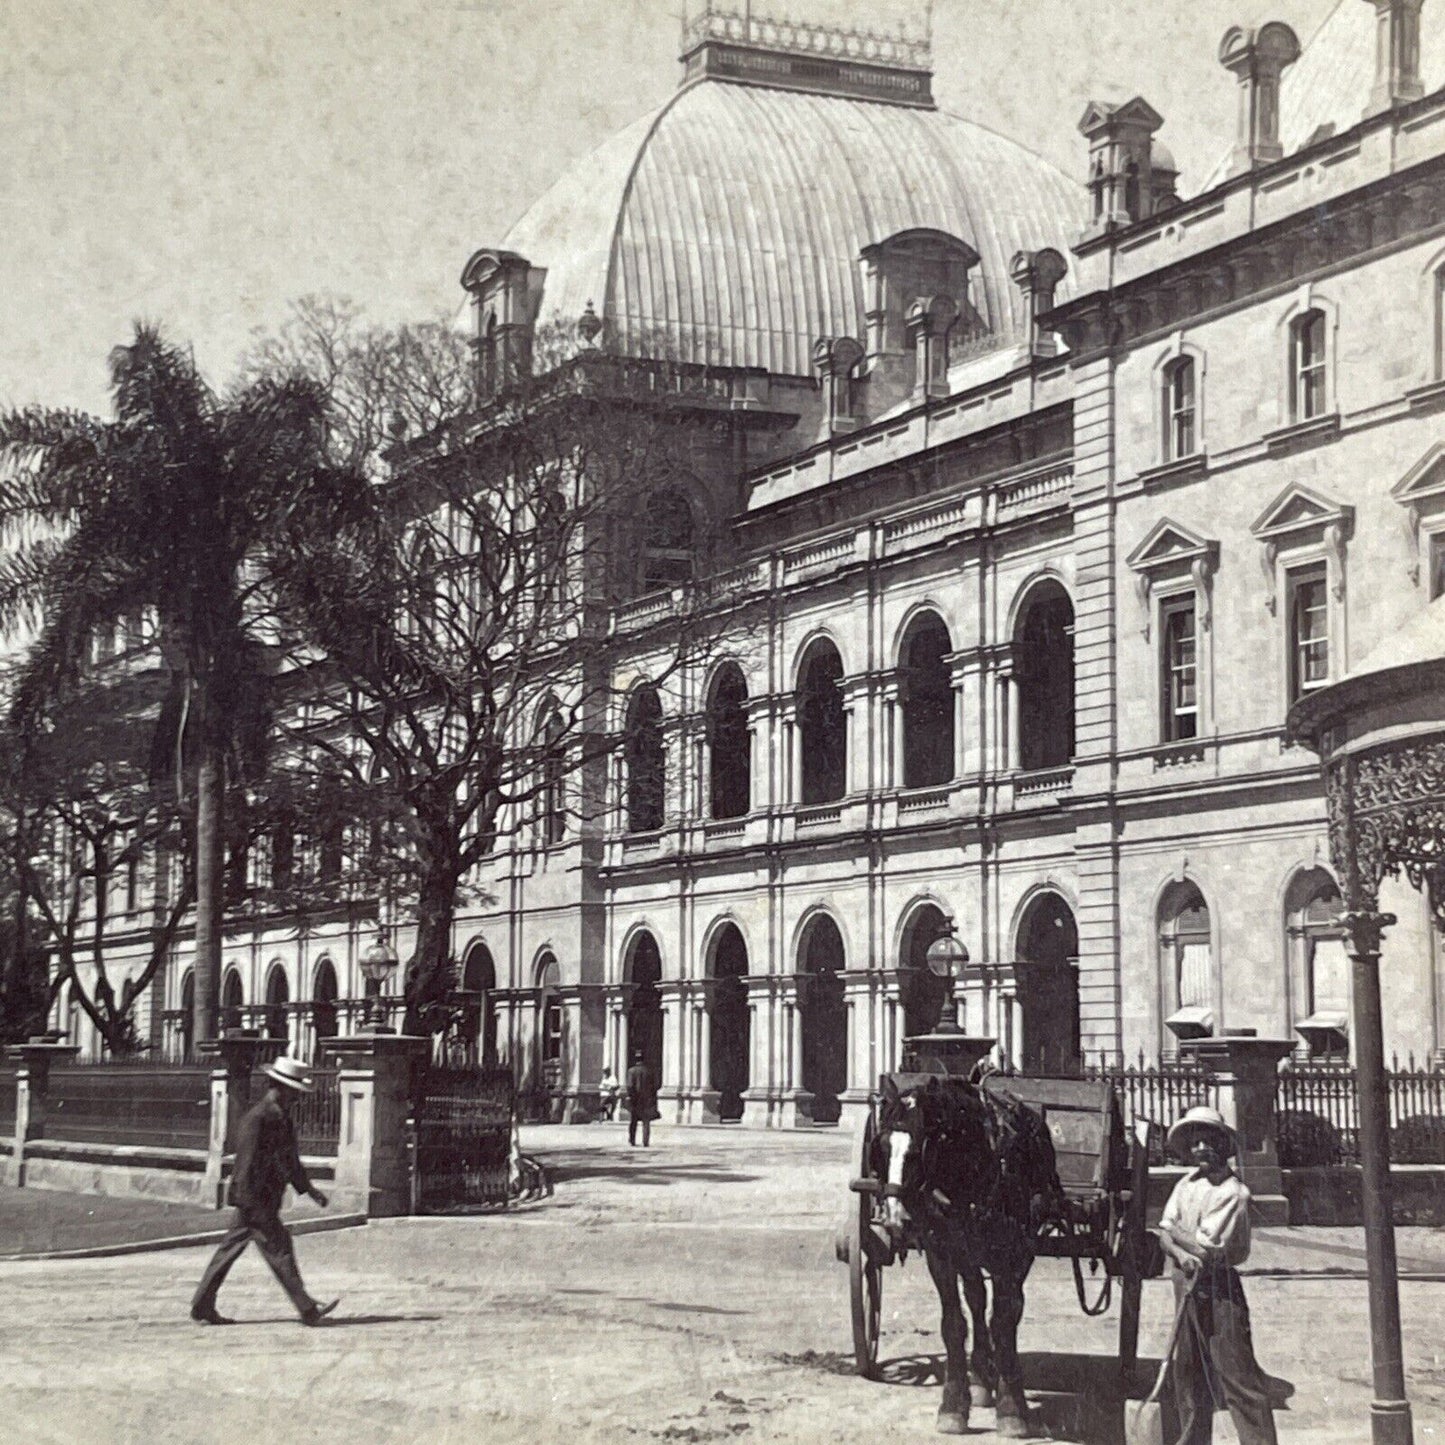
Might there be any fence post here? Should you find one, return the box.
[4,1041,81,1188]
[1182,1034,1295,1224]
[197,1033,285,1209]
[322,1033,429,1219]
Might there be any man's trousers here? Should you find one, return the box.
[629,1115,652,1146]
[1172,1271,1278,1445]
[191,1207,314,1317]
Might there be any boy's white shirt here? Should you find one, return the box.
[1160,1165,1253,1267]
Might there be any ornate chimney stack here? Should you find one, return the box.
[1362,0,1426,117]
[1010,249,1069,358]
[813,336,866,433]
[906,295,959,401]
[1078,97,1167,239]
[1219,22,1301,175]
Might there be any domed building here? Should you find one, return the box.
[125,3,1445,1154]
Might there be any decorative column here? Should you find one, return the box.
[840,972,874,1121]
[323,1033,429,1218]
[3,1040,80,1188]
[775,977,812,1128]
[1180,1034,1294,1225]
[740,979,772,1128]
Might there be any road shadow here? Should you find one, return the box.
[539,1156,761,1187]
[226,1313,443,1328]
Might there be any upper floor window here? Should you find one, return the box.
[798,641,846,804]
[1288,563,1330,703]
[1160,594,1198,742]
[624,686,665,833]
[1429,532,1445,601]
[1291,309,1328,421]
[1164,357,1197,461]
[1014,583,1074,771]
[706,664,751,821]
[642,490,694,594]
[540,710,566,845]
[899,613,955,788]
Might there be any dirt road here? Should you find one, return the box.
[1,1124,1442,1443]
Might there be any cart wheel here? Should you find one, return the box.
[849,1112,883,1380]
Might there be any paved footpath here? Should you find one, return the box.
[0,1123,1442,1444]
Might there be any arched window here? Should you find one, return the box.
[798,641,846,804]
[1014,582,1075,772]
[707,665,750,820]
[460,942,498,1068]
[220,967,245,1035]
[642,490,694,593]
[312,958,339,1061]
[264,964,289,1044]
[1163,356,1197,461]
[1286,869,1349,1059]
[408,536,438,639]
[625,933,664,1088]
[534,489,566,608]
[900,613,954,788]
[1015,892,1081,1076]
[536,952,563,1090]
[798,915,847,1124]
[899,903,951,1041]
[179,970,196,1062]
[539,708,566,845]
[1291,309,1328,421]
[1160,881,1213,1037]
[624,686,665,833]
[707,923,750,1121]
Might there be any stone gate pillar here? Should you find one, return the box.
[4,1040,80,1187]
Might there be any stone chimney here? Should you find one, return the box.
[905,296,959,401]
[1009,249,1069,358]
[460,248,544,400]
[1219,23,1301,175]
[813,336,866,433]
[1363,0,1426,117]
[1077,97,1167,239]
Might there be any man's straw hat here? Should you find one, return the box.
[1166,1104,1236,1158]
[264,1056,316,1094]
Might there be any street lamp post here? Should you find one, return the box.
[360,932,399,1034]
[923,922,970,1034]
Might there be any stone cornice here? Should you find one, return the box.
[1045,156,1445,359]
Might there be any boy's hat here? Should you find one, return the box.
[1167,1104,1236,1158]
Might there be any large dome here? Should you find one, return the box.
[498,71,1081,377]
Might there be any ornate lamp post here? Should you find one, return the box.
[924,922,970,1033]
[360,932,400,1034]
[1288,600,1445,1445]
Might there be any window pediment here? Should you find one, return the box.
[1126,519,1218,639]
[1393,444,1445,587]
[1249,482,1353,546]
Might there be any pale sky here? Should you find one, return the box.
[2,0,1335,416]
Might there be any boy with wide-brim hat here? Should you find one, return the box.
[1154,1105,1277,1444]
[190,1055,339,1327]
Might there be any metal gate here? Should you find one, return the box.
[410,1065,516,1212]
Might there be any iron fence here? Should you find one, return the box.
[43,1062,213,1150]
[1082,1054,1219,1164]
[1276,1059,1445,1166]
[0,1067,17,1138]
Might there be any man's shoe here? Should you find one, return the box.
[190,1307,234,1326]
[300,1298,340,1327]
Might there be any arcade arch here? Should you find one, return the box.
[706,922,750,1120]
[461,940,499,1067]
[798,639,846,804]
[624,931,664,1088]
[899,612,954,788]
[1014,891,1081,1075]
[797,913,847,1123]
[898,901,951,1039]
[707,664,751,820]
[1013,579,1075,772]
[311,957,339,1061]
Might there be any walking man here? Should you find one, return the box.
[190,1055,339,1327]
[625,1050,658,1147]
[1155,1104,1278,1445]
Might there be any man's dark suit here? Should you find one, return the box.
[191,1088,319,1318]
[626,1061,658,1147]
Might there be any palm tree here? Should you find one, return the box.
[0,326,359,1045]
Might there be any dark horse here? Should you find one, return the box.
[876,1073,1064,1437]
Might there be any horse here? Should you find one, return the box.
[875,1073,1064,1438]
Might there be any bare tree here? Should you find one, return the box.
[261,314,754,1032]
[1,672,194,1055]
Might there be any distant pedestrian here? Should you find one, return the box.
[1154,1105,1278,1445]
[598,1067,620,1121]
[190,1055,339,1327]
[625,1051,658,1147]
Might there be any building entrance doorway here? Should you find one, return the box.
[1016,893,1081,1075]
[799,915,847,1123]
[626,932,664,1088]
[900,903,952,1040]
[708,924,750,1120]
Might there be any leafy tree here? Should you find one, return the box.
[0,326,362,1045]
